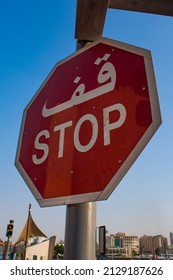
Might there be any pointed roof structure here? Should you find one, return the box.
[16,204,47,244]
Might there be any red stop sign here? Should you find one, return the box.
[15,38,161,206]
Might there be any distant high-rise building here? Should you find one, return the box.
[170,232,173,245]
[139,235,168,255]
[139,235,153,254]
[106,232,139,253]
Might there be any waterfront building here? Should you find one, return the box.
[139,235,168,255]
[106,232,139,258]
[170,232,173,245]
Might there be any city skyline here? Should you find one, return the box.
[1,204,173,246]
[1,1,173,244]
[1,217,172,246]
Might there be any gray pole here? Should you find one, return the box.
[24,203,31,260]
[64,38,96,260]
[3,237,10,260]
[64,0,110,260]
[64,202,96,259]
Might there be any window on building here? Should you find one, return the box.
[33,255,37,260]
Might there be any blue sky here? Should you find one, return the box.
[1,1,173,244]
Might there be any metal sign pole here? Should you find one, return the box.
[64,0,109,260]
[64,202,96,259]
[64,40,96,260]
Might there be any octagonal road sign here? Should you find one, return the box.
[15,38,161,207]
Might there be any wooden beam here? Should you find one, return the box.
[75,0,109,41]
[109,0,173,16]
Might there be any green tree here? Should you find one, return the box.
[155,247,161,256]
[132,249,138,256]
[54,242,64,259]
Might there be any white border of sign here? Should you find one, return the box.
[15,38,161,207]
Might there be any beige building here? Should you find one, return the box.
[139,235,168,255]
[106,232,139,258]
[123,235,139,253]
[25,236,56,260]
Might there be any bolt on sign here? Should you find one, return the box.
[15,38,161,207]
